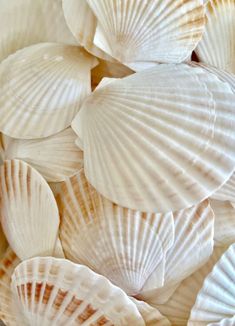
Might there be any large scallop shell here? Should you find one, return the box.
[189,243,235,325]
[0,0,77,62]
[72,64,235,213]
[65,0,205,70]
[2,128,83,182]
[0,247,20,326]
[0,43,97,139]
[139,200,214,304]
[11,257,145,326]
[0,160,59,260]
[195,0,235,73]
[154,246,227,326]
[210,199,235,246]
[58,169,174,295]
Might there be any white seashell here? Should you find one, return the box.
[11,256,145,326]
[131,298,171,326]
[209,199,235,246]
[91,59,133,90]
[0,160,59,260]
[195,0,235,73]
[58,169,174,295]
[139,200,214,304]
[2,128,83,182]
[72,64,235,213]
[0,43,97,139]
[154,246,227,326]
[62,0,113,61]
[189,243,235,325]
[67,0,205,70]
[0,0,77,62]
[0,247,20,326]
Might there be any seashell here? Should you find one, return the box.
[11,256,145,326]
[72,64,235,213]
[189,243,235,325]
[212,172,235,202]
[0,160,59,260]
[0,247,20,326]
[2,128,83,182]
[209,199,235,246]
[195,0,235,73]
[53,238,65,259]
[0,43,97,139]
[0,0,77,62]
[58,169,174,295]
[62,0,113,61]
[154,246,227,326]
[65,0,205,70]
[131,298,171,326]
[91,59,133,90]
[139,200,214,304]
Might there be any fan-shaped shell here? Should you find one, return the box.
[72,64,235,213]
[0,0,77,62]
[58,169,174,295]
[0,160,59,260]
[154,246,227,326]
[0,247,20,326]
[139,200,214,304]
[131,298,171,326]
[2,128,83,182]
[189,244,235,325]
[66,0,205,70]
[11,257,145,326]
[195,0,235,73]
[0,43,97,139]
[210,199,235,246]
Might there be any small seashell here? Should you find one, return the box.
[72,64,235,213]
[64,0,205,70]
[195,0,235,73]
[189,243,235,325]
[209,199,235,246]
[155,246,227,326]
[2,128,83,182]
[58,169,174,295]
[11,256,145,325]
[131,298,171,326]
[0,43,97,139]
[139,200,214,304]
[0,160,59,260]
[0,247,20,326]
[0,0,77,62]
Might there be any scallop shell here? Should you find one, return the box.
[2,128,83,182]
[0,43,97,139]
[0,160,59,260]
[189,243,235,325]
[66,0,205,70]
[139,200,214,304]
[91,59,133,90]
[0,247,20,326]
[154,246,227,326]
[72,63,235,213]
[58,169,174,295]
[131,298,171,326]
[209,199,235,246]
[0,0,77,62]
[195,0,235,73]
[11,257,145,326]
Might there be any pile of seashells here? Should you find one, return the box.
[0,0,234,325]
